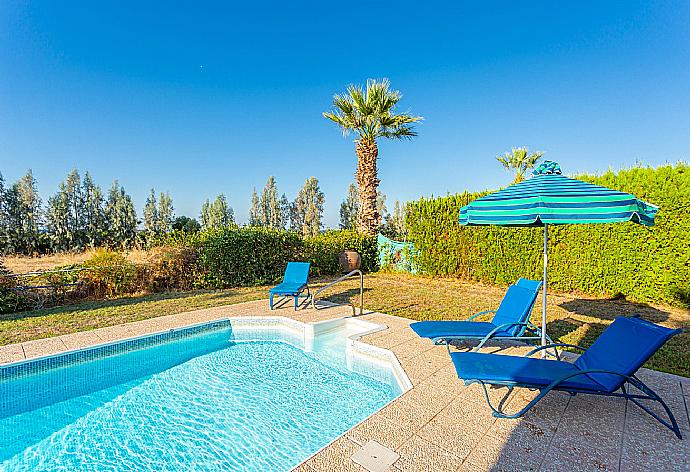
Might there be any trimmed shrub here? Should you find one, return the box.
[406,163,690,306]
[197,227,304,288]
[304,230,378,277]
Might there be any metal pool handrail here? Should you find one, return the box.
[311,269,364,316]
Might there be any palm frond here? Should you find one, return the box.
[496,147,544,182]
[323,78,421,142]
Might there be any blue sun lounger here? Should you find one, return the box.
[451,316,683,439]
[410,279,547,350]
[269,262,311,310]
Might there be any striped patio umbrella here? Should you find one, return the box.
[458,161,658,347]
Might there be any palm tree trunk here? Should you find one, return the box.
[355,139,380,236]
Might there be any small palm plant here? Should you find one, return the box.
[496,147,544,183]
[324,79,422,236]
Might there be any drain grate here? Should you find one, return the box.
[351,440,400,472]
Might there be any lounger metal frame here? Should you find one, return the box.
[432,310,556,352]
[464,343,683,439]
[269,285,311,311]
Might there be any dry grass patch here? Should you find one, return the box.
[3,249,154,274]
[318,273,690,378]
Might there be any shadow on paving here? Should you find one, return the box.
[317,287,373,305]
[468,320,687,470]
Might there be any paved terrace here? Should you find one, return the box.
[1,300,688,472]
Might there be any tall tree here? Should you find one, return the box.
[143,189,159,234]
[384,200,408,239]
[65,169,84,242]
[0,172,13,254]
[291,177,325,237]
[158,192,174,234]
[1,184,23,254]
[14,170,43,253]
[258,176,287,229]
[324,79,422,235]
[82,172,105,247]
[496,147,544,183]
[172,215,201,233]
[46,182,71,251]
[339,183,358,230]
[105,181,138,247]
[0,173,6,252]
[279,194,291,230]
[248,189,261,226]
[377,189,389,223]
[339,184,388,231]
[201,194,234,229]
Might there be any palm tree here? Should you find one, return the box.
[496,147,544,183]
[324,79,422,236]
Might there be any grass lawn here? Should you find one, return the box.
[2,273,688,377]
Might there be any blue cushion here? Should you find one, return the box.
[410,321,513,339]
[515,278,542,293]
[283,262,310,285]
[574,316,681,392]
[490,285,539,336]
[269,282,307,295]
[451,351,606,391]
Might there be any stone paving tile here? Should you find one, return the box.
[92,322,156,343]
[624,391,690,433]
[463,426,547,472]
[378,395,441,433]
[59,330,106,350]
[302,437,368,472]
[504,389,571,434]
[397,378,459,413]
[388,338,438,360]
[394,435,463,472]
[538,455,618,472]
[418,363,466,394]
[543,395,624,471]
[489,417,550,443]
[360,313,413,328]
[417,395,496,461]
[0,343,25,364]
[291,462,317,472]
[619,422,690,472]
[347,414,417,451]
[362,328,418,349]
[398,353,451,386]
[460,382,515,409]
[21,336,67,359]
[546,425,621,471]
[561,395,626,429]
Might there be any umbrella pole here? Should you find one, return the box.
[542,224,548,351]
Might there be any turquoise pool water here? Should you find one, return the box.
[0,322,401,471]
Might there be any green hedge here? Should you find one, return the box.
[304,230,378,277]
[184,228,377,288]
[406,163,690,306]
[199,228,304,288]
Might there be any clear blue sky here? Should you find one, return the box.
[1,1,688,227]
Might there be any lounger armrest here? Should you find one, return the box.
[544,368,630,394]
[468,310,496,321]
[524,343,586,358]
[482,321,533,339]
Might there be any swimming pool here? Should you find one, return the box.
[0,318,406,471]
